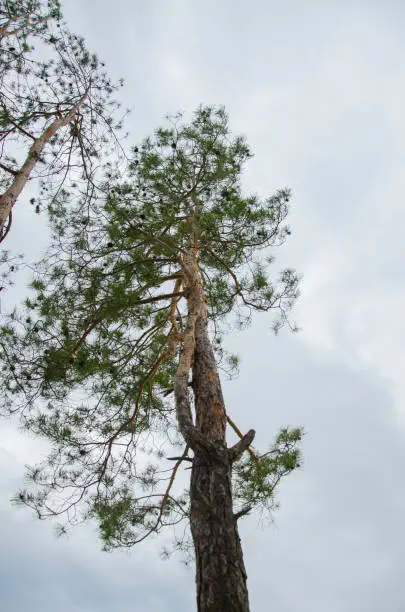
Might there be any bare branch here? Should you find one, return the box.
[233,506,252,521]
[227,415,260,467]
[228,429,255,463]
[0,162,17,175]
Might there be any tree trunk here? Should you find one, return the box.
[0,95,87,234]
[174,245,251,611]
[190,316,250,612]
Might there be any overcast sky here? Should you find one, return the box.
[2,0,405,610]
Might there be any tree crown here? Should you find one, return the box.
[0,106,302,550]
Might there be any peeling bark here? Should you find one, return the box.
[175,246,250,611]
[174,247,205,445]
[191,316,250,612]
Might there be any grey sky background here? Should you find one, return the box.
[1,0,405,610]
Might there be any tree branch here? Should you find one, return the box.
[166,456,193,462]
[135,289,184,307]
[233,505,253,521]
[227,414,260,467]
[0,91,89,235]
[0,162,17,175]
[0,13,49,39]
[228,429,255,462]
[158,443,190,523]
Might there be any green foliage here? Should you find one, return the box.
[0,106,301,550]
[93,495,134,546]
[233,427,303,518]
[0,0,125,238]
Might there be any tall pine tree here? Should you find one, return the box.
[0,106,302,611]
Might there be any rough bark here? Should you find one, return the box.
[174,245,250,612]
[191,315,250,612]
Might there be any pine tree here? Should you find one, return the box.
[0,0,125,241]
[0,106,302,611]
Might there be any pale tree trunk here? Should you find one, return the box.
[0,96,87,234]
[174,246,253,612]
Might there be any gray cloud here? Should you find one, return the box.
[2,0,405,610]
[0,454,194,612]
[225,332,405,611]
